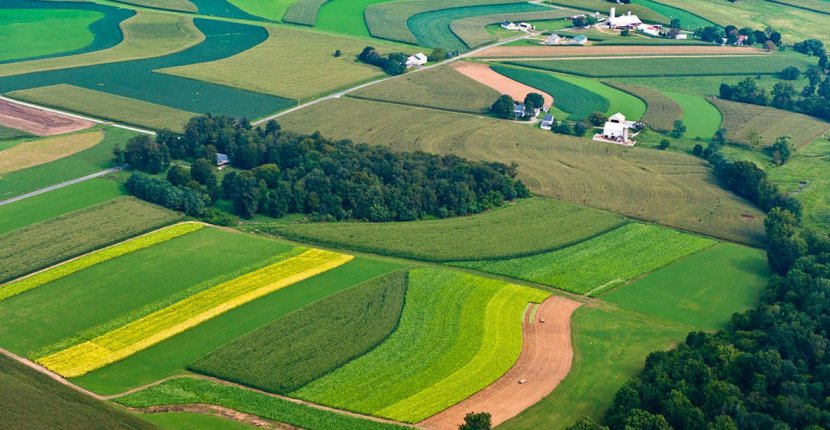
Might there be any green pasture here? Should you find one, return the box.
[712,98,830,149]
[0,9,100,62]
[0,179,124,235]
[138,412,256,430]
[227,0,293,21]
[552,73,646,119]
[117,378,409,430]
[603,243,769,330]
[769,138,830,234]
[454,223,716,295]
[0,126,134,201]
[261,198,626,261]
[315,0,391,37]
[603,82,681,132]
[663,91,721,139]
[762,0,830,15]
[187,0,268,21]
[631,0,713,30]
[0,124,30,140]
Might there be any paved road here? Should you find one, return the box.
[0,167,121,207]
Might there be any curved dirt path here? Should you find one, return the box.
[419,296,582,430]
[450,62,554,109]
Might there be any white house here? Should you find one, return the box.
[517,22,535,31]
[501,21,519,30]
[675,33,688,40]
[540,114,555,130]
[544,34,562,45]
[636,23,662,37]
[607,8,642,29]
[406,52,428,68]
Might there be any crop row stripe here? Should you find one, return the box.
[38,249,353,378]
[0,222,204,303]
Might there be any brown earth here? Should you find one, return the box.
[0,99,94,136]
[0,130,103,174]
[472,45,768,58]
[419,296,582,430]
[451,62,554,108]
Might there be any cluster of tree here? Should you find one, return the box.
[489,93,544,120]
[719,74,830,120]
[793,38,826,57]
[552,119,592,137]
[572,14,597,27]
[357,46,407,76]
[121,115,529,221]
[694,25,780,49]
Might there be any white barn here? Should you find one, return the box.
[406,52,428,68]
[607,8,642,29]
[602,113,630,141]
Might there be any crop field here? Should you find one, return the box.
[506,54,811,78]
[262,198,626,261]
[115,0,197,12]
[350,65,499,114]
[0,179,124,235]
[181,0,267,20]
[10,85,197,131]
[712,98,830,148]
[293,268,549,423]
[118,378,409,430]
[662,92,722,139]
[158,26,396,101]
[490,65,608,120]
[0,12,204,79]
[0,129,103,175]
[227,0,294,21]
[0,124,29,140]
[763,0,830,15]
[451,10,575,49]
[191,270,407,393]
[603,82,681,132]
[313,0,391,37]
[280,98,765,245]
[630,0,713,30]
[768,138,830,234]
[0,19,292,120]
[550,73,646,119]
[455,223,716,295]
[475,45,768,58]
[603,243,769,330]
[139,412,258,430]
[546,0,669,24]
[0,354,157,430]
[0,198,182,286]
[0,126,134,201]
[282,0,328,25]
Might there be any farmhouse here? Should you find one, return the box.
[406,53,428,68]
[501,20,519,30]
[593,113,637,145]
[540,114,554,130]
[216,153,230,168]
[545,34,563,45]
[607,8,642,29]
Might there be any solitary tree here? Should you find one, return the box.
[459,412,491,430]
[671,119,687,138]
[491,95,515,119]
[659,139,671,150]
[524,93,545,111]
[771,136,794,165]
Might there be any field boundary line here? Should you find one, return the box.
[0,96,155,136]
[0,347,106,400]
[127,403,293,429]
[0,167,122,207]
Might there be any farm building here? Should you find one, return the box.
[406,53,428,68]
[513,103,527,118]
[545,34,563,45]
[571,35,588,45]
[541,114,554,130]
[501,21,519,30]
[594,112,636,145]
[216,153,230,167]
[636,24,662,37]
[607,8,642,29]
[518,22,535,31]
[675,33,688,40]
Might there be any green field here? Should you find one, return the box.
[0,179,124,235]
[551,72,646,119]
[314,0,391,37]
[603,243,769,330]
[490,65,609,120]
[0,197,181,284]
[350,65,499,114]
[763,0,830,15]
[630,0,714,30]
[139,412,256,430]
[604,82,681,132]
[455,223,716,295]
[191,270,407,393]
[9,85,197,131]
[663,91,722,139]
[117,378,408,430]
[0,9,102,62]
[0,354,157,430]
[451,10,575,49]
[769,138,830,234]
[282,0,328,25]
[227,0,292,20]
[259,198,626,261]
[546,0,670,24]
[0,124,30,140]
[711,98,830,148]
[293,268,549,422]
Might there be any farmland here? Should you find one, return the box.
[662,91,722,139]
[0,129,103,175]
[0,198,182,285]
[260,198,626,261]
[546,0,669,24]
[603,82,681,132]
[9,85,197,131]
[711,98,830,148]
[551,73,646,119]
[473,45,766,58]
[0,9,102,62]
[768,138,830,234]
[279,98,762,245]
[455,223,715,294]
[350,65,499,114]
[227,0,291,21]
[451,10,575,49]
[282,0,329,26]
[630,0,713,30]
[191,270,407,393]
[293,268,549,422]
[0,124,28,139]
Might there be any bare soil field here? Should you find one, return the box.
[0,130,103,175]
[451,62,553,108]
[0,99,94,136]
[472,45,768,58]
[420,296,582,430]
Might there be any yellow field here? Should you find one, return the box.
[38,249,353,377]
[0,130,103,175]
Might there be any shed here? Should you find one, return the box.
[540,114,554,130]
[406,52,428,68]
[572,35,588,45]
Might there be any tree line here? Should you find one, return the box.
[118,115,529,222]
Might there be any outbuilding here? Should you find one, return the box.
[406,52,428,68]
[541,114,554,130]
[607,8,642,29]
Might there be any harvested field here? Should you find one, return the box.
[451,62,553,108]
[282,0,328,25]
[279,98,766,246]
[451,9,575,49]
[0,98,93,136]
[0,130,102,175]
[421,296,581,430]
[711,98,830,148]
[473,45,767,58]
[604,82,681,132]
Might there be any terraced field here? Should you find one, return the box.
[280,98,765,245]
[711,98,830,148]
[604,82,681,132]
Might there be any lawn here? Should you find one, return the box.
[191,270,406,393]
[0,126,133,201]
[279,97,766,246]
[663,91,722,139]
[490,65,609,120]
[711,98,830,148]
[314,0,392,38]
[0,197,181,285]
[603,82,681,132]
[10,85,197,131]
[158,26,397,101]
[0,9,101,62]
[349,65,499,114]
[0,129,103,175]
[452,9,575,49]
[0,354,157,430]
[259,198,626,261]
[293,267,549,423]
[602,243,769,330]
[117,378,409,430]
[454,223,716,295]
[0,178,124,235]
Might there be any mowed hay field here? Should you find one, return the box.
[662,92,722,139]
[0,129,103,175]
[280,98,765,245]
[711,98,830,148]
[0,12,204,78]
[0,197,181,284]
[350,65,499,114]
[0,8,102,62]
[603,82,681,133]
[158,26,397,101]
[9,85,197,131]
[259,198,626,261]
[313,0,392,37]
